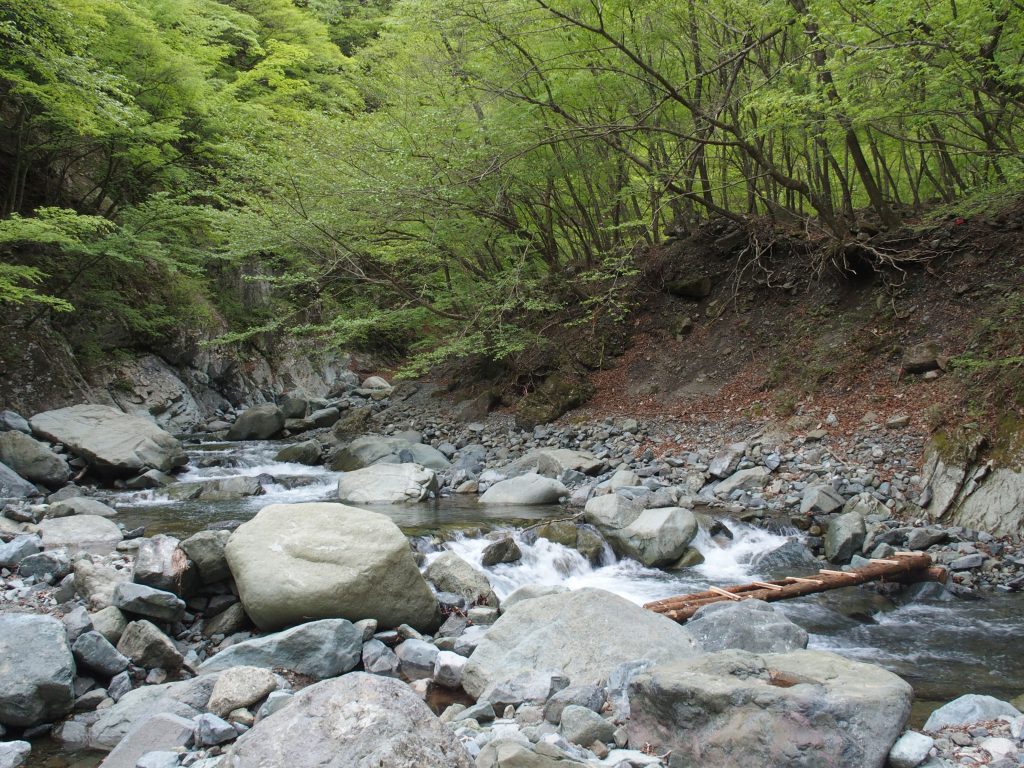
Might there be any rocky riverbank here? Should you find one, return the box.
[1,377,1023,768]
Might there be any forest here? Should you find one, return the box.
[0,0,1021,373]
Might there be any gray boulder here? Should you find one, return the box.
[72,631,130,677]
[224,673,473,767]
[461,588,701,699]
[479,473,567,505]
[500,585,568,614]
[0,410,31,434]
[585,495,697,567]
[395,639,439,681]
[481,537,522,566]
[16,549,71,582]
[715,466,770,496]
[0,741,31,768]
[336,463,438,503]
[226,404,285,441]
[225,503,440,631]
[0,461,38,499]
[116,620,185,670]
[888,731,935,768]
[90,606,128,645]
[330,435,451,471]
[824,511,867,563]
[74,559,130,610]
[47,497,117,518]
[167,476,263,502]
[0,431,70,487]
[502,449,603,479]
[0,535,41,568]
[559,704,614,746]
[684,600,808,653]
[544,685,604,724]
[274,440,321,466]
[425,551,498,607]
[801,484,846,515]
[30,405,186,477]
[180,530,230,584]
[199,619,361,680]
[923,694,1021,732]
[584,494,643,529]
[0,614,75,727]
[89,676,219,750]
[207,666,278,717]
[39,514,123,554]
[627,649,913,768]
[133,535,195,595]
[98,712,194,768]
[475,740,586,767]
[113,583,186,623]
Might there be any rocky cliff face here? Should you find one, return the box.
[0,321,354,432]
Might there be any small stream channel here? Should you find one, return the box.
[36,438,1021,766]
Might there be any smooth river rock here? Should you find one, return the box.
[225,503,440,631]
[224,673,473,768]
[627,649,913,768]
[225,404,285,441]
[39,515,123,554]
[461,588,701,700]
[0,431,70,487]
[479,473,568,505]
[30,405,186,477]
[336,463,438,503]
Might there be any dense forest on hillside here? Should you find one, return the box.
[0,0,1021,373]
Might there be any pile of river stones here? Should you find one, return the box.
[1,378,1023,768]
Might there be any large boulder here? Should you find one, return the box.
[199,619,361,679]
[329,435,450,472]
[502,449,603,479]
[225,503,440,631]
[684,600,808,653]
[585,496,697,567]
[30,405,186,477]
[824,511,867,564]
[0,614,76,727]
[47,497,117,518]
[224,672,473,768]
[226,404,285,441]
[462,588,701,700]
[336,463,438,504]
[133,535,196,595]
[0,461,39,499]
[180,530,230,585]
[39,515,123,554]
[627,649,913,768]
[75,559,130,610]
[0,431,70,487]
[923,694,1021,731]
[479,473,567,505]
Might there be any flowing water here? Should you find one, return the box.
[34,439,1020,765]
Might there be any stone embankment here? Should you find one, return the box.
[1,374,1022,767]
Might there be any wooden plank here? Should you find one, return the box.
[644,552,939,622]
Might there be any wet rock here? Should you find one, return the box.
[685,600,808,653]
[168,476,264,502]
[199,619,361,680]
[274,440,321,466]
[0,615,75,727]
[628,649,913,768]
[481,537,522,566]
[0,431,70,488]
[30,405,186,477]
[336,463,438,503]
[226,404,285,441]
[480,473,568,505]
[462,588,700,700]
[225,503,440,631]
[425,551,498,607]
[223,673,473,767]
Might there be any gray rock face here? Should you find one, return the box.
[923,694,1021,732]
[133,535,195,595]
[627,649,913,768]
[0,614,76,727]
[224,673,473,768]
[362,639,400,677]
[462,588,701,699]
[199,619,361,680]
[116,621,185,670]
[30,405,186,477]
[0,431,70,487]
[0,461,39,499]
[113,583,186,623]
[331,435,451,472]
[225,503,440,631]
[89,676,218,750]
[0,535,41,568]
[72,631,130,677]
[39,515,123,554]
[752,540,826,577]
[336,463,438,503]
[824,511,867,563]
[180,530,230,584]
[685,600,808,653]
[194,713,236,746]
[226,404,285,441]
[480,473,568,505]
[274,440,321,466]
[425,552,498,607]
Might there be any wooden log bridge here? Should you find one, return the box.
[645,552,945,623]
